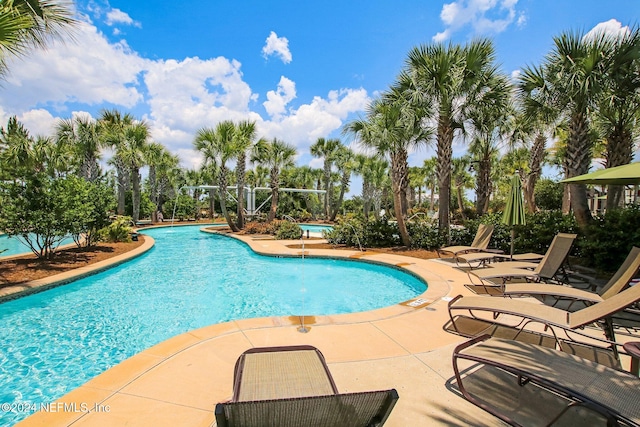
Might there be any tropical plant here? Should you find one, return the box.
[310,137,342,219]
[55,114,102,182]
[194,121,240,231]
[234,120,261,229]
[401,38,500,239]
[0,0,78,78]
[330,145,356,221]
[251,138,296,222]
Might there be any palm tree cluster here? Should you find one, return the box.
[344,26,640,245]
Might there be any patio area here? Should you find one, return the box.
[14,232,633,427]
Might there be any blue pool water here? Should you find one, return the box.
[0,234,76,258]
[299,224,333,233]
[0,225,425,426]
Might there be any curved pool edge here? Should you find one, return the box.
[0,236,155,304]
[16,228,486,427]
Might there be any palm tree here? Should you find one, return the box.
[451,157,473,220]
[344,88,429,247]
[422,157,438,212]
[330,146,355,221]
[1,116,34,180]
[465,72,513,215]
[251,138,296,222]
[292,165,320,219]
[594,27,640,209]
[55,115,102,182]
[0,0,78,78]
[521,31,614,227]
[310,138,342,219]
[234,120,260,229]
[401,38,499,237]
[144,142,178,222]
[194,121,240,231]
[98,109,135,216]
[119,121,150,223]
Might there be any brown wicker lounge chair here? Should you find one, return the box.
[215,345,399,427]
[466,233,577,287]
[447,276,640,360]
[453,335,640,427]
[437,224,494,257]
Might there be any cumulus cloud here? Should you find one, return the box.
[0,17,369,170]
[105,8,141,27]
[263,76,297,118]
[262,31,292,64]
[0,21,145,112]
[433,0,521,42]
[584,19,631,41]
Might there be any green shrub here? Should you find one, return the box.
[99,216,133,243]
[325,215,400,248]
[579,206,640,271]
[274,220,303,240]
[407,221,446,250]
[535,179,563,211]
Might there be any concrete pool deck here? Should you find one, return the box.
[13,228,627,426]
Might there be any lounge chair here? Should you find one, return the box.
[466,233,577,288]
[438,224,494,257]
[453,335,640,427]
[447,276,640,359]
[498,246,640,308]
[453,251,545,269]
[215,345,399,427]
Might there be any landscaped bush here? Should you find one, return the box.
[407,221,446,250]
[274,221,303,240]
[579,206,640,271]
[99,217,133,243]
[325,215,400,248]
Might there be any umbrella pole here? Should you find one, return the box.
[510,228,515,260]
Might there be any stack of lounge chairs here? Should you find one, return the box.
[447,245,640,426]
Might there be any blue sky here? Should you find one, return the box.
[1,0,638,183]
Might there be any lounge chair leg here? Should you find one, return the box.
[517,375,530,387]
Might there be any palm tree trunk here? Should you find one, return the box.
[566,112,594,228]
[391,152,411,247]
[132,166,140,222]
[605,124,633,210]
[236,152,246,229]
[524,132,546,213]
[209,189,216,219]
[437,115,454,242]
[219,168,239,232]
[475,158,491,215]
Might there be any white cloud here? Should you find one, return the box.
[263,76,296,118]
[584,19,630,41]
[0,21,145,112]
[0,18,369,171]
[433,0,521,42]
[262,31,292,64]
[105,8,141,27]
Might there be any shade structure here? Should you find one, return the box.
[560,162,640,185]
[502,175,526,258]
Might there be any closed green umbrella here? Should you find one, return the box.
[502,175,526,259]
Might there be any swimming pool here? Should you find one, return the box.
[0,234,76,258]
[0,225,425,426]
[299,224,333,233]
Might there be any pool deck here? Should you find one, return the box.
[13,227,627,427]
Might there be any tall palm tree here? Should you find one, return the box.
[0,0,78,78]
[194,121,240,231]
[407,166,426,209]
[0,116,34,180]
[310,137,342,219]
[402,38,499,237]
[344,88,430,247]
[594,27,640,209]
[422,157,438,212]
[521,31,613,227]
[234,120,260,229]
[251,138,296,222]
[98,109,135,216]
[465,72,513,215]
[144,142,177,222]
[330,146,355,221]
[55,115,102,182]
[119,121,150,223]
